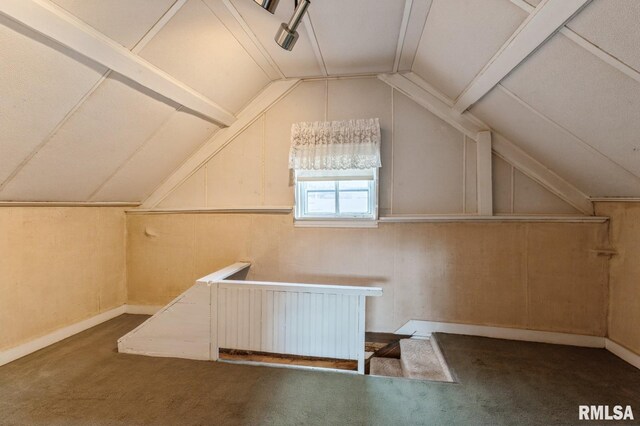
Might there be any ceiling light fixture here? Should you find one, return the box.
[274,0,310,51]
[253,0,280,14]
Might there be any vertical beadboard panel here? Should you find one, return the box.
[215,286,364,362]
[249,289,261,351]
[262,290,272,352]
[218,288,227,348]
[310,293,320,356]
[274,292,286,353]
[237,289,250,350]
[302,292,311,356]
[227,287,238,349]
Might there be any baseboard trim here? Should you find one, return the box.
[125,305,163,315]
[605,339,640,370]
[4,311,638,372]
[0,305,126,367]
[0,304,164,367]
[397,320,640,371]
[395,320,605,348]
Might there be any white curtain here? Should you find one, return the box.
[288,118,381,170]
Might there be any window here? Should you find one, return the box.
[295,169,378,220]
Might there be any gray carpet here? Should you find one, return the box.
[1,315,639,425]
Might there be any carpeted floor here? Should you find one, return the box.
[0,314,639,425]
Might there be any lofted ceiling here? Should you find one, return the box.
[0,0,639,204]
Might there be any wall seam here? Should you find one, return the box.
[390,88,395,215]
[524,224,530,328]
[463,136,467,213]
[261,114,266,206]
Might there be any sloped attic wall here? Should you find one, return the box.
[127,77,608,335]
[156,77,579,215]
[412,0,640,197]
[0,0,271,203]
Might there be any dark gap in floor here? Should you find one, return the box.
[217,332,412,373]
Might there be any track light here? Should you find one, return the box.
[275,0,310,51]
[253,0,280,14]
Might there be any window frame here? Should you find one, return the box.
[294,169,379,222]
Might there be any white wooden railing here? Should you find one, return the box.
[119,263,382,374]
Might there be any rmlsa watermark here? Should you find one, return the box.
[579,405,634,421]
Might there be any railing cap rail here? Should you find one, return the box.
[216,279,383,297]
[196,262,251,284]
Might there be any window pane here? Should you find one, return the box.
[338,180,369,190]
[339,190,369,214]
[307,190,336,214]
[304,181,335,190]
[296,172,376,219]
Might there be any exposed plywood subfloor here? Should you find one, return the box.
[218,349,358,371]
[218,332,412,373]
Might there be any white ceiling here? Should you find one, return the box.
[0,0,639,203]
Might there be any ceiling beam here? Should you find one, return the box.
[379,72,594,215]
[0,0,236,127]
[393,0,413,73]
[476,131,493,215]
[510,0,640,86]
[453,0,591,114]
[396,0,432,72]
[379,73,486,140]
[141,79,301,209]
[0,0,189,194]
[492,135,593,215]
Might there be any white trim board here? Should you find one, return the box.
[590,198,640,203]
[0,305,126,367]
[396,320,640,371]
[0,202,140,207]
[0,305,168,367]
[126,305,164,315]
[606,339,640,371]
[126,206,293,215]
[379,215,607,223]
[396,320,604,348]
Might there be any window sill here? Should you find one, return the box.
[293,220,379,229]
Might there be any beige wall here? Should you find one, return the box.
[157,77,578,216]
[127,213,608,336]
[595,202,640,356]
[0,207,126,351]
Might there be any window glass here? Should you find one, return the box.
[295,169,377,220]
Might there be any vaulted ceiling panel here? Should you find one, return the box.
[470,86,640,197]
[91,110,219,202]
[138,0,270,114]
[309,0,405,75]
[50,0,176,49]
[223,0,322,77]
[0,15,106,188]
[566,0,640,73]
[0,75,177,201]
[412,0,526,99]
[502,33,640,179]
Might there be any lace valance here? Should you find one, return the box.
[288,118,381,170]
